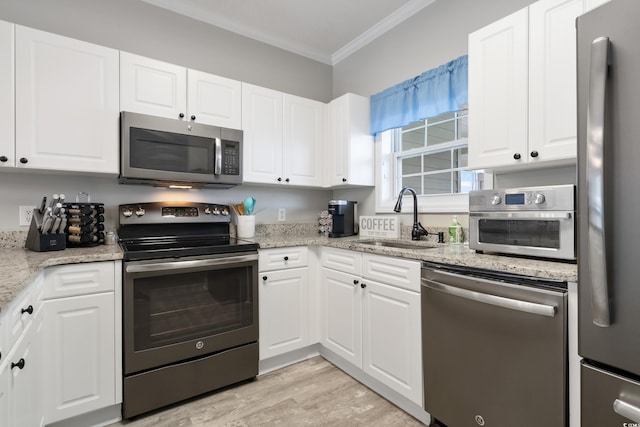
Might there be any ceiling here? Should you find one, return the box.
[140,0,437,65]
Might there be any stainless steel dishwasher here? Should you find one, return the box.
[421,262,567,427]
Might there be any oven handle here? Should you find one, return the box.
[125,254,258,273]
[470,212,572,220]
[422,276,557,318]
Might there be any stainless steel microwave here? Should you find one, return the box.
[468,184,576,261]
[120,111,243,189]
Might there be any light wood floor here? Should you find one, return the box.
[112,356,425,426]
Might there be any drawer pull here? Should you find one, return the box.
[284,256,289,261]
[21,305,34,315]
[11,358,25,370]
[262,276,268,281]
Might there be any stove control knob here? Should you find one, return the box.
[135,207,145,217]
[212,207,220,215]
[534,193,546,204]
[122,208,133,218]
[490,195,502,205]
[221,208,229,216]
[204,207,212,215]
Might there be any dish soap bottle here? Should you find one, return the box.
[448,215,463,244]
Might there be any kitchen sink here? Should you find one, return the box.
[357,240,438,250]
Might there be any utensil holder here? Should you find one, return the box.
[25,210,66,252]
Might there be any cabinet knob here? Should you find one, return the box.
[0,155,7,162]
[19,157,28,164]
[283,256,289,261]
[513,153,521,160]
[179,113,185,119]
[342,178,347,182]
[285,178,290,183]
[11,358,25,370]
[530,150,539,158]
[277,177,282,182]
[353,279,359,285]
[21,305,34,315]
[360,283,367,289]
[191,115,196,121]
[262,276,268,281]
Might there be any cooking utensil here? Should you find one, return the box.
[243,197,256,215]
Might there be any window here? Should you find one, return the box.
[375,109,489,213]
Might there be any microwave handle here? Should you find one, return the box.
[214,137,222,175]
[586,36,610,327]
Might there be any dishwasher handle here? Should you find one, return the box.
[613,399,640,423]
[422,277,557,318]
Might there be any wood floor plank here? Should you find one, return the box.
[113,357,425,426]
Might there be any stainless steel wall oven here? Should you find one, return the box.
[119,202,259,419]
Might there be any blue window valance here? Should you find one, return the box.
[370,55,468,135]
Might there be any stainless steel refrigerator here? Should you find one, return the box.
[577,0,640,424]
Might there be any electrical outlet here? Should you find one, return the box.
[278,208,286,222]
[19,206,36,226]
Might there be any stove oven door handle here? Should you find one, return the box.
[126,254,258,273]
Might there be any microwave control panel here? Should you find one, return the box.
[222,141,240,175]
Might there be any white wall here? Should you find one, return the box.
[332,0,540,224]
[0,171,332,231]
[0,0,332,102]
[332,0,537,99]
[0,0,336,231]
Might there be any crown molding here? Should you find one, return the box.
[332,0,437,65]
[141,0,437,66]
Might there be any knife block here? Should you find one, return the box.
[25,210,66,252]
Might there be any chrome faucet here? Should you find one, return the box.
[394,186,430,241]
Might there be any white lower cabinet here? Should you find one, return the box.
[6,309,43,427]
[41,261,121,425]
[259,247,310,360]
[362,278,421,404]
[320,247,422,405]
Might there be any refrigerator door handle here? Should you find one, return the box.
[587,36,611,327]
[613,399,640,423]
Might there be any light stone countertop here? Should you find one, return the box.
[0,244,123,313]
[0,229,577,313]
[253,234,577,283]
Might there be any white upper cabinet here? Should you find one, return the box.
[15,26,119,174]
[283,94,325,187]
[120,52,186,120]
[242,84,283,184]
[585,0,610,12]
[0,20,14,169]
[468,8,529,170]
[242,83,325,187]
[469,0,585,170]
[120,52,242,129]
[187,69,242,129]
[528,0,584,163]
[326,93,374,187]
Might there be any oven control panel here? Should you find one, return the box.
[469,184,575,212]
[119,202,231,225]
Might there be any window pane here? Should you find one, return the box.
[404,121,424,131]
[401,127,425,151]
[424,151,451,172]
[429,112,455,123]
[423,172,451,195]
[401,156,422,175]
[402,176,422,192]
[454,147,468,168]
[458,115,468,138]
[427,120,455,146]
